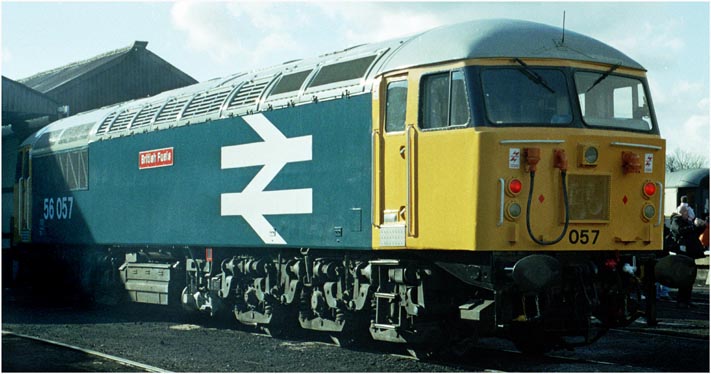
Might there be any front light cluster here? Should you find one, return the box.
[642,203,656,222]
[506,201,522,220]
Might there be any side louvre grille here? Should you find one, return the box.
[226,77,273,110]
[154,98,189,125]
[96,112,119,135]
[182,87,233,119]
[131,105,161,128]
[108,108,140,133]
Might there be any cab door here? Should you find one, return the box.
[14,146,32,243]
[411,69,477,250]
[373,74,412,247]
[374,67,477,250]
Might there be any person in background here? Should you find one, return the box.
[677,195,696,221]
[669,205,707,308]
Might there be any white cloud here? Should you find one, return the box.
[314,3,448,45]
[226,2,310,32]
[2,47,12,65]
[170,1,243,64]
[250,31,302,65]
[660,94,709,160]
[171,2,312,72]
[605,19,685,71]
[680,113,709,156]
[671,80,704,98]
[647,78,668,105]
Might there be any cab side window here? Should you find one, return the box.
[385,80,408,132]
[421,70,470,130]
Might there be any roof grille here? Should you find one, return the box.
[108,107,140,133]
[226,76,273,110]
[182,86,233,119]
[96,111,119,134]
[154,97,189,125]
[131,105,161,128]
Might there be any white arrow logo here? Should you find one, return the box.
[221,114,312,244]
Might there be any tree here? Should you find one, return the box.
[666,148,709,172]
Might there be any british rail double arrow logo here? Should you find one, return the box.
[220,114,313,244]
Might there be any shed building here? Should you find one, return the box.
[18,41,197,116]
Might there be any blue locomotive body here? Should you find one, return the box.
[32,95,373,249]
[13,19,685,356]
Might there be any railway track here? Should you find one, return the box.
[2,331,170,373]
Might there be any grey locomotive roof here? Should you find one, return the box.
[380,19,644,71]
[27,19,645,154]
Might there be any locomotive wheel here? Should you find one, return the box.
[329,311,371,347]
[262,304,301,339]
[406,344,444,360]
[329,328,371,348]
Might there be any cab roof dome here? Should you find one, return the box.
[380,18,645,72]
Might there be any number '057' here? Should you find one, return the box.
[43,197,74,220]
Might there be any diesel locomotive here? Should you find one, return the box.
[13,19,691,355]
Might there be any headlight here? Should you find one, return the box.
[642,204,656,221]
[584,146,599,164]
[578,144,599,167]
[506,201,522,220]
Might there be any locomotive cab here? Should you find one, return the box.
[368,23,668,351]
[373,60,664,252]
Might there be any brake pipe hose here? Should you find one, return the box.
[526,170,570,246]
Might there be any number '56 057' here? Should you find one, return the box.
[43,197,74,220]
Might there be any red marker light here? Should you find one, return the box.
[509,179,523,195]
[643,182,656,197]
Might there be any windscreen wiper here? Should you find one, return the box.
[585,64,620,93]
[513,58,555,93]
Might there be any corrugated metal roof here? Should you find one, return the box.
[18,41,146,93]
[2,76,59,118]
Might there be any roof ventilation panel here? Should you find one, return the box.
[154,97,190,125]
[226,76,274,111]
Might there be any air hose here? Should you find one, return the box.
[525,149,570,246]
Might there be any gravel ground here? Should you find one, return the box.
[3,286,708,372]
[2,295,473,372]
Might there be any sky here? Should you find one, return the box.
[1,1,709,161]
